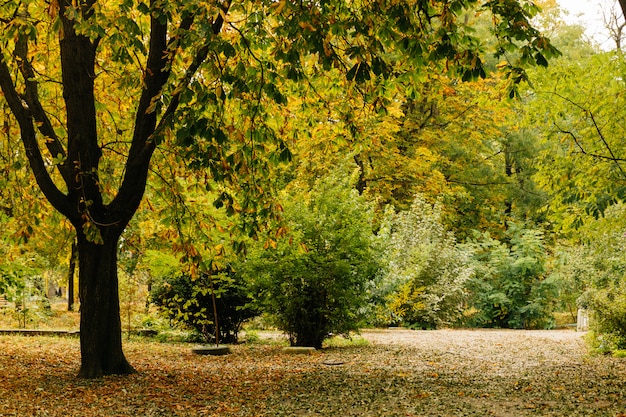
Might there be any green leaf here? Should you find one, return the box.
[355,62,371,82]
[535,52,548,67]
[346,63,359,81]
[264,83,287,105]
[279,144,292,162]
[82,220,104,245]
[220,42,236,58]
[137,2,150,14]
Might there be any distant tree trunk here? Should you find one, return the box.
[504,144,513,219]
[67,239,77,312]
[77,230,134,378]
[145,276,152,313]
[354,154,368,195]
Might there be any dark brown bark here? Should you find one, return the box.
[77,230,134,378]
[504,144,513,218]
[0,55,73,218]
[67,239,77,312]
[619,0,626,20]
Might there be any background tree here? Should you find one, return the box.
[602,1,626,50]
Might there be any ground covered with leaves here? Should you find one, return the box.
[0,329,625,416]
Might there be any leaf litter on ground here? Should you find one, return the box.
[1,329,625,416]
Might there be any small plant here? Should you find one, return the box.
[151,267,257,344]
[585,330,623,355]
[323,334,369,348]
[612,350,626,358]
[243,329,260,344]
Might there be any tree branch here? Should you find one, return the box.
[555,123,626,165]
[548,91,626,179]
[13,34,72,187]
[155,0,232,134]
[110,2,230,220]
[0,51,73,219]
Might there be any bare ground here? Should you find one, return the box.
[0,329,625,416]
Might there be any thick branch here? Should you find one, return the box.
[14,35,72,187]
[111,1,232,219]
[0,53,73,218]
[156,0,232,132]
[108,2,171,222]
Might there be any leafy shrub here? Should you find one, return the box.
[549,244,595,319]
[465,223,557,329]
[150,267,257,344]
[555,220,626,353]
[243,169,380,348]
[586,282,626,351]
[374,196,473,329]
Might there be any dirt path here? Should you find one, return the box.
[362,328,586,371]
[288,329,626,416]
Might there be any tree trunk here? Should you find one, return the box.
[67,239,77,311]
[504,144,513,219]
[77,231,135,378]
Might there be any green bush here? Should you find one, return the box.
[243,169,380,349]
[586,282,626,351]
[555,220,626,353]
[374,196,473,329]
[150,267,257,344]
[465,223,557,329]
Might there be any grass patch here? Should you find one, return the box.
[323,333,369,348]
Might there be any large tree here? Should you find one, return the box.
[0,0,557,377]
